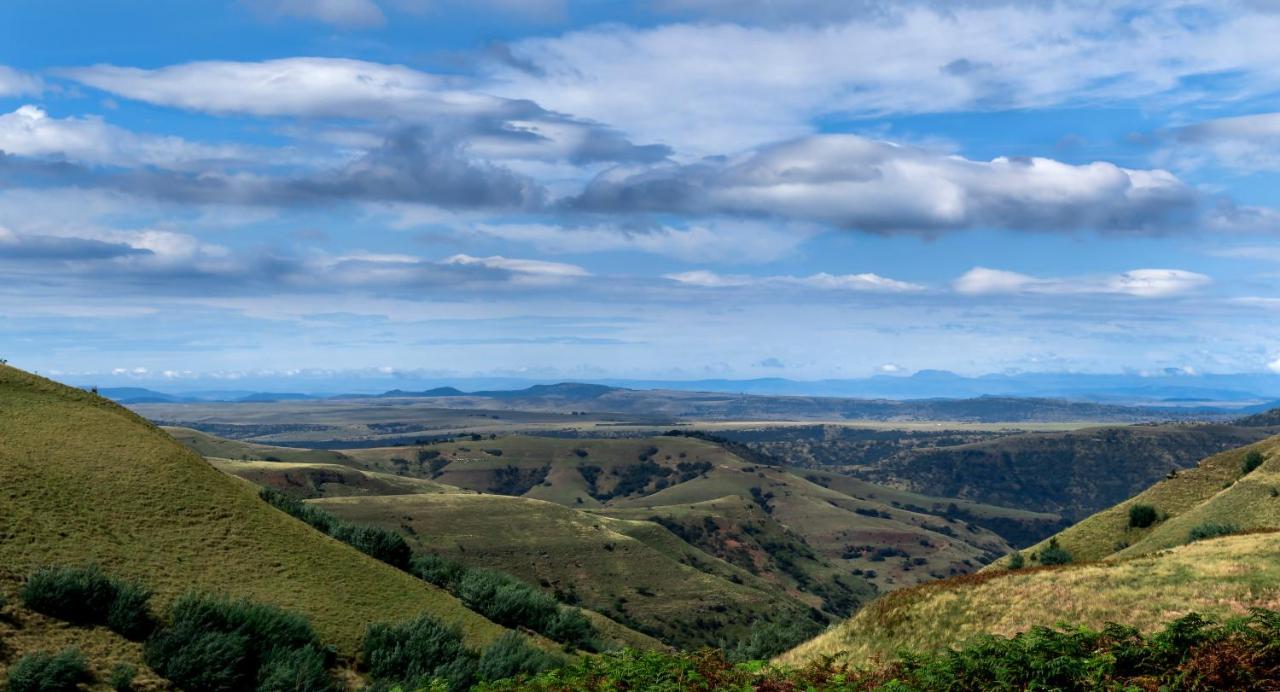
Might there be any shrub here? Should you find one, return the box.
[256,645,337,692]
[413,554,468,590]
[1037,538,1073,566]
[1188,521,1239,542]
[1244,450,1266,475]
[20,566,153,639]
[1128,504,1161,529]
[329,523,412,571]
[544,609,599,653]
[476,632,557,682]
[7,648,91,692]
[108,663,137,691]
[145,593,333,692]
[457,570,559,634]
[1007,551,1025,569]
[724,619,821,662]
[259,487,335,534]
[363,614,476,691]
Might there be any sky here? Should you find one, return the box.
[3,0,1280,388]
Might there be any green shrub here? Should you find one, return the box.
[476,632,557,682]
[363,614,476,691]
[145,593,333,692]
[1188,521,1239,542]
[544,609,599,653]
[723,618,820,662]
[1007,551,1025,569]
[329,523,412,571]
[1244,450,1266,475]
[457,569,559,633]
[256,644,337,692]
[1037,538,1073,566]
[259,488,336,533]
[108,662,137,691]
[412,554,468,591]
[1128,504,1160,529]
[20,565,153,639]
[7,648,91,692]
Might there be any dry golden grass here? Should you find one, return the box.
[0,365,509,676]
[780,530,1280,667]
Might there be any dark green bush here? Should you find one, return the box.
[457,569,559,633]
[108,662,137,691]
[1037,538,1073,565]
[145,593,333,692]
[20,566,153,639]
[544,609,599,653]
[363,613,476,691]
[1188,521,1239,542]
[256,644,337,692]
[476,632,557,682]
[7,648,91,692]
[1244,450,1266,475]
[1007,551,1025,569]
[260,487,410,571]
[1128,504,1160,529]
[723,618,820,662]
[412,554,467,590]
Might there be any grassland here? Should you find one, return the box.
[311,492,802,649]
[0,365,513,680]
[781,530,1280,666]
[996,434,1280,566]
[164,426,356,463]
[208,458,462,498]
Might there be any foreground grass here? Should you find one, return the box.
[781,531,1280,667]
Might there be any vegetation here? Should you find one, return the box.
[413,554,601,651]
[107,662,137,691]
[364,614,555,691]
[144,592,336,692]
[20,565,154,639]
[1128,503,1160,528]
[6,648,91,692]
[1244,449,1266,475]
[1188,521,1239,542]
[259,487,412,570]
[1036,537,1073,565]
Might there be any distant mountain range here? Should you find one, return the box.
[79,370,1280,406]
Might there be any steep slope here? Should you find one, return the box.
[782,531,1280,666]
[311,492,812,650]
[855,424,1273,521]
[997,434,1280,566]
[0,366,509,661]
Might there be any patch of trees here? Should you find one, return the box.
[20,565,154,640]
[1244,450,1266,475]
[1188,521,1239,542]
[489,464,551,496]
[411,554,600,652]
[259,487,412,570]
[365,615,556,691]
[1128,503,1162,528]
[1035,537,1073,565]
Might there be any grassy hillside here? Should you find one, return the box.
[165,425,355,464]
[855,424,1273,521]
[311,492,808,650]
[0,365,511,672]
[781,530,1280,666]
[996,434,1280,566]
[209,458,462,498]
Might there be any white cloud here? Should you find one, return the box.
[242,0,386,27]
[877,363,904,373]
[444,253,589,279]
[953,267,1212,298]
[577,135,1193,233]
[0,105,250,169]
[492,3,1280,154]
[1269,356,1280,374]
[0,66,41,97]
[467,220,813,263]
[1163,112,1280,173]
[664,269,923,292]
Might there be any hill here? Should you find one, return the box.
[781,530,1280,666]
[0,365,515,681]
[852,423,1274,521]
[993,433,1280,566]
[164,425,356,464]
[1238,405,1280,427]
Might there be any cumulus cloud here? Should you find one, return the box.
[0,105,251,170]
[1163,112,1280,173]
[664,269,924,292]
[572,135,1194,233]
[953,267,1212,298]
[1269,355,1280,374]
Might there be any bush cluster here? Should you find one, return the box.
[260,487,411,570]
[6,648,91,692]
[412,555,600,652]
[1243,450,1266,475]
[364,614,556,691]
[1128,503,1161,529]
[144,592,337,692]
[20,565,154,639]
[1036,537,1073,565]
[1188,521,1239,542]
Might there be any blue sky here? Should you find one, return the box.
[3,0,1280,387]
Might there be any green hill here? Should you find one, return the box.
[993,434,1280,566]
[0,366,512,681]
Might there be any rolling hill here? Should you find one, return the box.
[782,432,1280,669]
[0,366,525,683]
